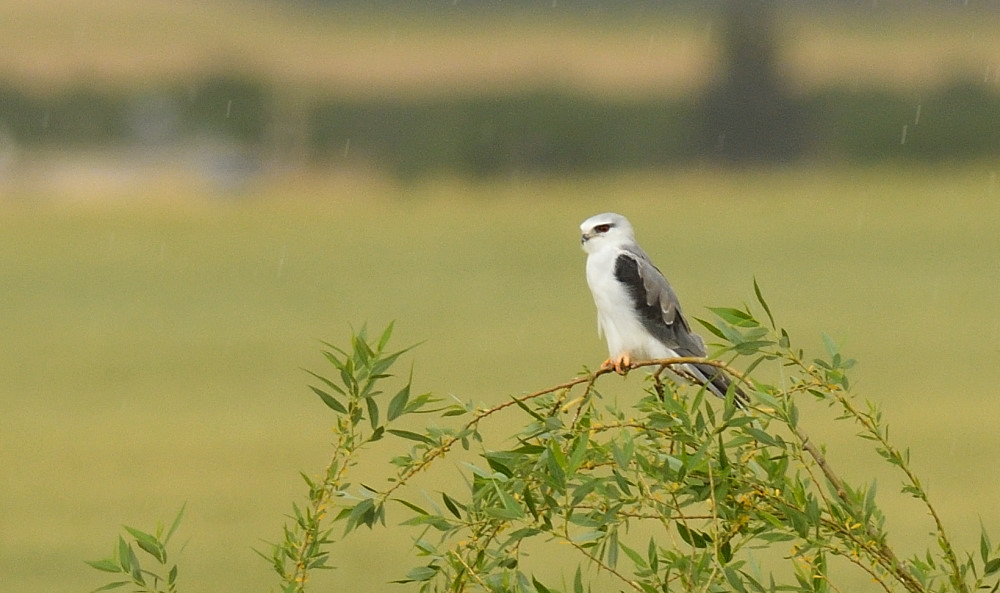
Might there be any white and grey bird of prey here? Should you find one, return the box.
[580,212,745,402]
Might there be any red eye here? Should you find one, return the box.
[595,224,612,233]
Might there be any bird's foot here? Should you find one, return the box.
[601,354,632,375]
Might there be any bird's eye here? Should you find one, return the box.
[594,224,612,233]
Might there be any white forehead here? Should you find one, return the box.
[580,212,631,232]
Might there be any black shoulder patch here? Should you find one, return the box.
[614,254,659,325]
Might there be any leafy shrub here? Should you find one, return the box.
[88,285,1000,593]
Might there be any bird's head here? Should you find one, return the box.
[580,212,635,253]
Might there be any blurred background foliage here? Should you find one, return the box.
[1,0,999,184]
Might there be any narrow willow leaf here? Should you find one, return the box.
[401,565,438,582]
[319,348,347,372]
[708,306,758,327]
[377,321,395,351]
[569,478,599,507]
[304,369,347,396]
[720,539,733,565]
[695,317,728,341]
[510,394,545,421]
[735,340,776,355]
[618,542,647,569]
[370,343,422,378]
[365,396,379,430]
[123,525,165,563]
[395,498,429,516]
[387,381,411,421]
[497,487,525,519]
[85,558,122,573]
[821,332,840,358]
[753,277,775,327]
[116,537,132,573]
[386,429,435,445]
[164,503,186,545]
[982,525,992,563]
[532,576,554,593]
[566,432,589,474]
[522,486,539,520]
[985,558,1000,576]
[724,566,749,593]
[441,492,463,519]
[676,523,710,548]
[864,480,878,521]
[607,529,619,568]
[88,582,130,592]
[310,386,347,413]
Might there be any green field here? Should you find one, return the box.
[2,165,999,592]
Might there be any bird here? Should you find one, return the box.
[579,212,746,403]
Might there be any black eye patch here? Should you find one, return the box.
[594,223,613,233]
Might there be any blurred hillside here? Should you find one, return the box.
[1,0,999,189]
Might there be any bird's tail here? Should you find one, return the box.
[681,362,749,408]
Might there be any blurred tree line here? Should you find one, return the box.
[1,1,998,178]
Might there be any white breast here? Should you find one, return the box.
[585,249,675,361]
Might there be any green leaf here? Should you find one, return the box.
[611,433,634,470]
[607,529,619,568]
[569,478,600,507]
[88,582,130,592]
[365,396,379,430]
[85,558,122,573]
[719,539,733,564]
[304,369,347,396]
[441,492,463,519]
[510,394,546,421]
[344,499,377,533]
[985,558,1000,576]
[734,340,776,355]
[695,317,728,341]
[532,576,554,593]
[821,332,840,358]
[708,306,758,327]
[395,498,429,516]
[116,537,132,573]
[496,487,525,520]
[676,523,710,548]
[618,542,647,570]
[398,565,438,583]
[377,321,395,352]
[387,381,411,421]
[753,277,776,329]
[164,503,186,545]
[386,429,435,445]
[566,432,589,474]
[545,440,567,489]
[123,525,165,563]
[863,480,878,521]
[723,566,747,593]
[370,343,421,379]
[310,385,347,414]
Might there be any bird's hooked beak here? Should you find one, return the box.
[580,231,593,245]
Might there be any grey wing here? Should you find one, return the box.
[614,249,707,357]
[616,249,748,405]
